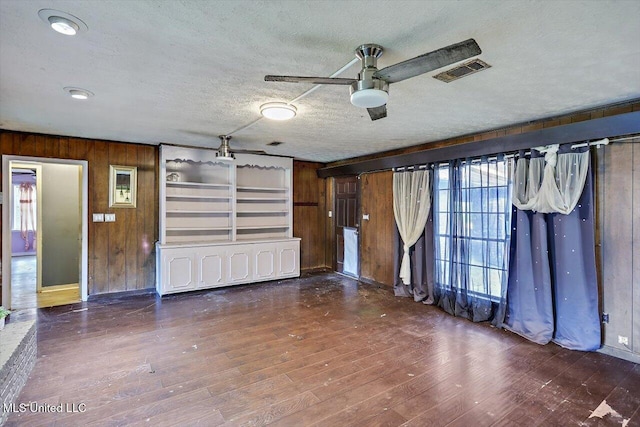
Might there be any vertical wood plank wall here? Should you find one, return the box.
[0,131,158,301]
[596,139,640,360]
[359,171,394,286]
[293,161,327,271]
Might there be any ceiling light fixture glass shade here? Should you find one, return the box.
[64,87,94,99]
[48,16,79,35]
[350,88,389,108]
[260,102,297,121]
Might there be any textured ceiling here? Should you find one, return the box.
[1,0,639,162]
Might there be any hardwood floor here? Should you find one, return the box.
[5,272,639,426]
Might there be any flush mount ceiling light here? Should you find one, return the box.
[38,9,88,36]
[64,87,94,100]
[260,102,297,121]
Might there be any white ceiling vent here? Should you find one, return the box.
[433,58,491,83]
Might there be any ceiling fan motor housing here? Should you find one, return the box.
[350,43,389,108]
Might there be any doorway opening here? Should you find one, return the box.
[334,175,359,278]
[2,156,89,309]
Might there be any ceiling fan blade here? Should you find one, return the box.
[265,75,357,85]
[367,105,387,121]
[374,38,481,84]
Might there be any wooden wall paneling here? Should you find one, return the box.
[142,146,157,290]
[124,143,139,290]
[325,177,335,271]
[41,134,58,158]
[106,143,129,292]
[58,136,70,158]
[18,133,36,156]
[90,141,111,294]
[359,171,394,285]
[633,142,640,354]
[293,161,327,270]
[601,144,634,351]
[593,148,604,319]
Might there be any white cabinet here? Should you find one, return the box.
[156,239,300,295]
[156,145,300,296]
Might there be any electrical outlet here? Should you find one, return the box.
[618,335,629,346]
[92,213,104,222]
[104,213,116,222]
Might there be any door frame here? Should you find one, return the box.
[2,155,89,308]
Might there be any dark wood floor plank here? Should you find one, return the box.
[6,272,638,426]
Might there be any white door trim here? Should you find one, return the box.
[2,155,89,308]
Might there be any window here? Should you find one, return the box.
[433,158,512,301]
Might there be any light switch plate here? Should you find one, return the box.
[104,213,116,222]
[93,213,104,222]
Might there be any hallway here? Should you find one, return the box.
[10,255,80,309]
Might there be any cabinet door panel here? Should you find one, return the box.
[255,245,277,280]
[164,252,196,292]
[228,246,253,284]
[278,241,300,277]
[199,250,225,288]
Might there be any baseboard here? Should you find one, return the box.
[300,267,332,275]
[357,276,391,288]
[88,288,156,301]
[598,345,640,364]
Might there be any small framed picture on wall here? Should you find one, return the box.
[109,165,137,208]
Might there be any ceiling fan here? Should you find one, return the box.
[265,38,481,121]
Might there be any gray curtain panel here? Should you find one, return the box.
[504,145,601,351]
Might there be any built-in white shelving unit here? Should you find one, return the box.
[156,145,300,295]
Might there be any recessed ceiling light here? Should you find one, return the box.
[48,16,79,35]
[260,102,297,121]
[64,87,94,100]
[38,9,88,36]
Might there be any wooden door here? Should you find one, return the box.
[335,176,358,275]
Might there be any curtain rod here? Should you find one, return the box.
[388,135,627,173]
[393,164,429,172]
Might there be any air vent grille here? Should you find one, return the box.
[433,59,491,83]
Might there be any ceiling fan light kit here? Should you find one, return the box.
[260,102,297,120]
[350,83,389,108]
[265,38,482,121]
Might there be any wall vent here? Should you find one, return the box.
[433,58,491,83]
